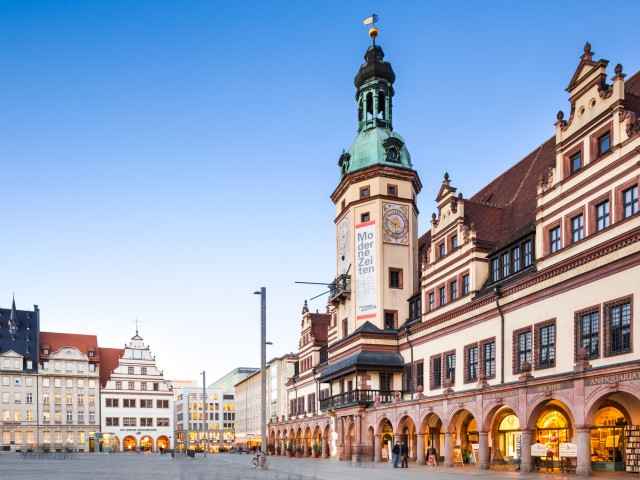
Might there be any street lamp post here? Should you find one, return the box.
[253,287,267,467]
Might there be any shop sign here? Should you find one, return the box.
[529,381,573,394]
[585,371,640,386]
[559,442,577,457]
[531,443,547,457]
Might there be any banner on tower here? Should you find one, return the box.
[356,220,377,320]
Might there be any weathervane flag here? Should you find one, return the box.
[363,14,378,26]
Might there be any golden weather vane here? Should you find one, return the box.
[363,14,379,45]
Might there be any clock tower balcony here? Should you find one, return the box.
[328,274,351,304]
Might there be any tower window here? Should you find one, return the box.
[387,184,398,197]
[359,186,370,199]
[389,268,403,289]
[365,92,373,122]
[360,212,370,223]
[377,91,386,120]
[384,311,397,330]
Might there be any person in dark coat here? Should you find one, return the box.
[392,442,401,468]
[401,442,409,468]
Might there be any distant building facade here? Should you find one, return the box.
[99,330,173,452]
[0,298,39,450]
[38,332,100,452]
[235,355,297,449]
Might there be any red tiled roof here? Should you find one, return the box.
[449,69,640,253]
[98,347,124,388]
[40,331,99,360]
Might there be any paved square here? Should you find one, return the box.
[0,453,628,480]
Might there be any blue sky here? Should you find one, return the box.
[2,1,639,381]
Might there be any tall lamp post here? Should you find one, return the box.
[253,287,268,466]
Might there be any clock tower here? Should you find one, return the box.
[330,29,422,339]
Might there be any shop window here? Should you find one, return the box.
[535,409,570,461]
[605,299,632,356]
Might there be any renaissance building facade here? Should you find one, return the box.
[269,34,640,476]
[99,330,173,452]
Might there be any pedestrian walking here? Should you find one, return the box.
[392,442,400,468]
[401,442,409,468]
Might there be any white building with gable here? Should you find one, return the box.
[99,329,173,452]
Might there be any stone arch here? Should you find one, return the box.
[295,427,303,455]
[377,417,394,462]
[420,412,444,459]
[123,435,137,451]
[156,435,169,452]
[140,435,153,452]
[323,423,331,458]
[304,426,313,457]
[397,414,418,461]
[484,405,522,465]
[585,387,640,425]
[526,398,576,462]
[447,407,479,463]
[344,418,355,461]
[312,425,322,457]
[367,425,375,461]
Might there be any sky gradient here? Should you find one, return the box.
[2,1,639,381]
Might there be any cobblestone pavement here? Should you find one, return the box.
[0,452,628,480]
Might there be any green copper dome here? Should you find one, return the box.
[337,42,413,177]
[340,127,412,175]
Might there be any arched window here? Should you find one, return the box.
[377,91,386,119]
[358,99,363,122]
[365,92,374,122]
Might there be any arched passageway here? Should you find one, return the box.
[376,418,394,462]
[397,415,417,461]
[447,409,478,466]
[420,412,443,465]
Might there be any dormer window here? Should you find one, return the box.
[88,350,95,358]
[570,151,582,174]
[597,132,611,156]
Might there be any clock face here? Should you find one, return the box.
[383,203,409,245]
